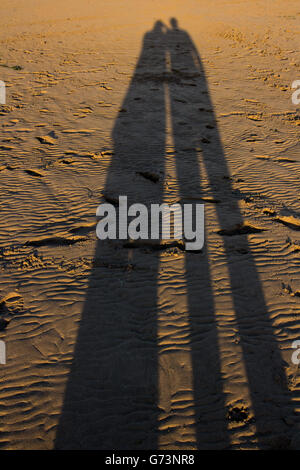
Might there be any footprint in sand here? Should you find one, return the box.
[282,282,300,298]
[0,291,24,318]
[36,130,58,145]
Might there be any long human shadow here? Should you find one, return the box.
[166,18,293,447]
[55,19,293,450]
[55,20,166,450]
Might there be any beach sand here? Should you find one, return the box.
[0,0,299,449]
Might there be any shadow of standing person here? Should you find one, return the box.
[166,17,229,449]
[167,17,293,449]
[55,21,167,450]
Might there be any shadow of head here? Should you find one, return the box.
[152,20,166,33]
[170,17,179,30]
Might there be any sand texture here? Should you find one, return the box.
[0,0,300,450]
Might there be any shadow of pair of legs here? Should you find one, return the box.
[55,19,293,449]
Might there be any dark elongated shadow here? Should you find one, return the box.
[166,18,293,448]
[56,19,293,450]
[55,21,167,450]
[166,19,229,448]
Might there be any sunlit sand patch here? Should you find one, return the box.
[274,215,300,231]
[247,114,263,122]
[0,144,15,150]
[61,129,95,134]
[220,111,245,117]
[3,128,32,133]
